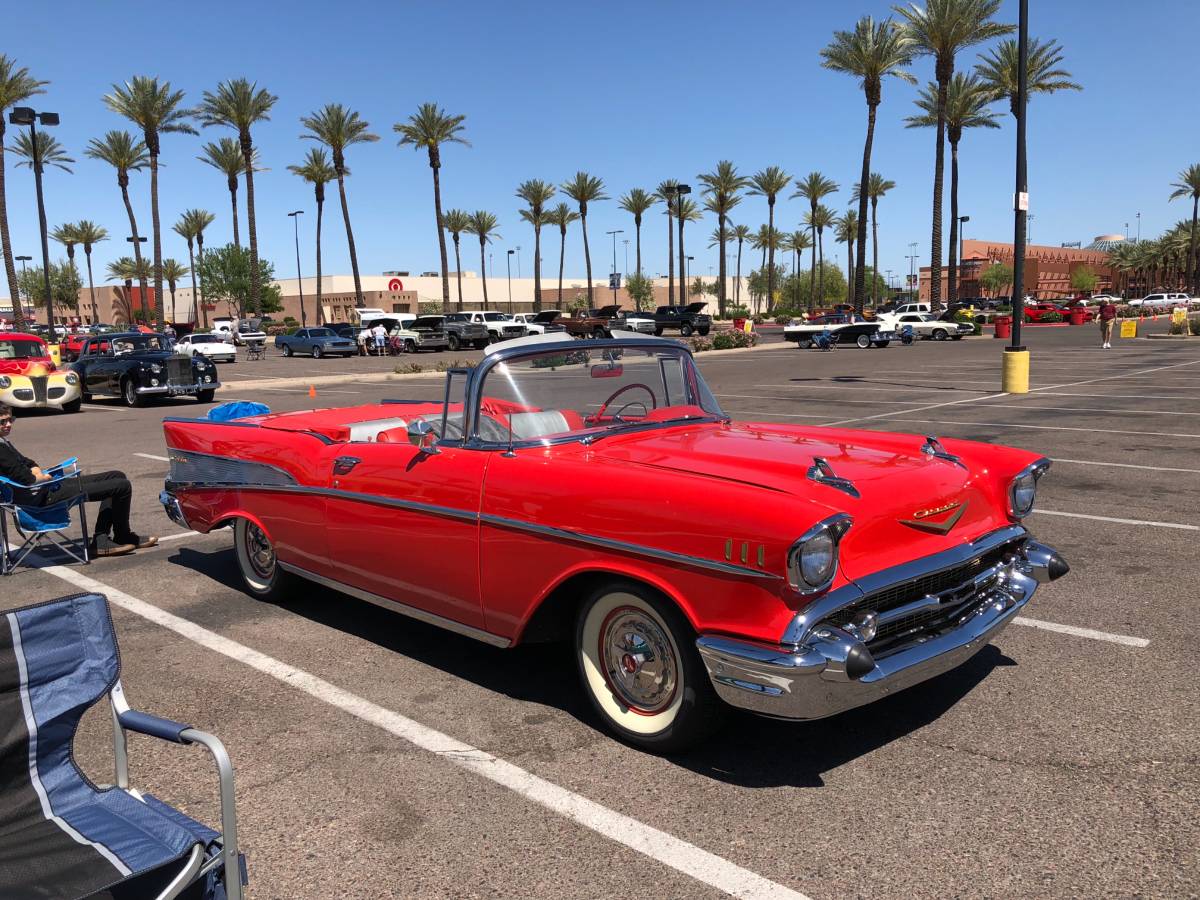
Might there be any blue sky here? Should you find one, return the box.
[4,0,1198,296]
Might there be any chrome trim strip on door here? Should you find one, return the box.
[277,561,511,648]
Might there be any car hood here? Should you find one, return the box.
[592,422,1012,579]
[684,302,708,314]
[533,310,562,323]
[0,358,55,375]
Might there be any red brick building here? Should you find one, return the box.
[919,238,1116,301]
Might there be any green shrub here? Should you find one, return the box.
[393,362,425,374]
[686,336,713,353]
[418,301,442,315]
[1040,311,1064,323]
[724,304,751,319]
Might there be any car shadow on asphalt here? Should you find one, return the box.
[168,545,1015,788]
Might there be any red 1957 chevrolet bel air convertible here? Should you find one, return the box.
[160,333,1068,751]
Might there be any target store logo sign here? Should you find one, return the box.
[388,278,404,292]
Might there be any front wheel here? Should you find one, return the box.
[474,340,489,350]
[951,335,963,341]
[283,344,293,357]
[680,323,694,337]
[196,389,216,404]
[653,327,664,336]
[234,518,293,601]
[872,341,890,349]
[122,378,145,408]
[447,333,461,351]
[932,328,949,341]
[312,345,323,359]
[576,581,726,753]
[856,333,871,349]
[405,339,417,353]
[61,397,82,414]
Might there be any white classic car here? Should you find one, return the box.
[878,312,974,341]
[176,333,237,363]
[510,312,567,336]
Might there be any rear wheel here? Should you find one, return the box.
[474,340,488,350]
[951,334,963,341]
[576,581,726,753]
[798,338,813,349]
[447,333,461,351]
[872,341,890,349]
[654,327,664,336]
[234,518,293,601]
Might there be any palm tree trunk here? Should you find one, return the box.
[809,206,818,313]
[315,196,324,324]
[855,102,876,316]
[197,234,209,328]
[735,239,742,305]
[120,182,149,320]
[452,234,463,311]
[581,213,593,305]
[871,197,880,306]
[948,139,960,304]
[533,225,542,313]
[228,178,241,248]
[766,200,776,313]
[0,133,24,327]
[678,213,687,309]
[85,249,98,324]
[817,230,825,307]
[149,153,164,327]
[241,138,261,315]
[717,216,727,318]
[666,209,674,307]
[478,239,489,310]
[929,78,948,311]
[557,229,566,308]
[847,239,853,300]
[430,161,451,314]
[1189,195,1199,295]
[186,243,199,326]
[337,173,365,308]
[634,217,643,276]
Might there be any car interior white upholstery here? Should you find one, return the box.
[508,410,571,440]
[346,417,410,442]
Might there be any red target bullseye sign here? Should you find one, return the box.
[388,278,403,292]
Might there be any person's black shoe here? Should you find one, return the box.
[91,535,135,558]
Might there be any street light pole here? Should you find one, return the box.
[1136,212,1141,242]
[515,246,521,279]
[1003,0,1030,392]
[606,229,623,302]
[686,255,694,302]
[10,107,60,328]
[506,249,514,312]
[676,184,691,308]
[623,239,630,275]
[288,210,307,327]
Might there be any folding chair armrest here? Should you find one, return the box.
[46,457,79,476]
[118,709,194,744]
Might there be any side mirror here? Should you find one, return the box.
[407,418,440,455]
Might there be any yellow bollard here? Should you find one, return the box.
[1002,348,1030,393]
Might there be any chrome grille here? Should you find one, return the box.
[30,375,48,404]
[166,357,192,387]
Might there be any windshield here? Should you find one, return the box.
[472,345,724,445]
[482,313,509,322]
[190,335,219,343]
[412,317,442,329]
[308,328,333,337]
[0,339,46,360]
[113,335,167,353]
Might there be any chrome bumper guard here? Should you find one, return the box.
[696,538,1067,720]
[159,489,190,530]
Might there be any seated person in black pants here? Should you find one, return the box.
[0,404,157,557]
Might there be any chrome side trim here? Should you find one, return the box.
[277,561,511,648]
[781,524,1028,646]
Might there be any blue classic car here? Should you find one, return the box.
[274,327,358,359]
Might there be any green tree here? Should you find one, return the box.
[174,209,215,327]
[86,131,151,311]
[395,103,469,313]
[17,260,82,317]
[852,173,898,305]
[0,55,47,325]
[300,103,379,308]
[561,172,607,306]
[655,180,679,304]
[195,78,277,314]
[749,228,784,312]
[73,220,108,324]
[464,211,500,312]
[545,203,579,308]
[975,36,1082,116]
[1168,164,1200,295]
[979,261,1013,297]
[624,271,655,312]
[50,223,82,317]
[196,243,281,318]
[105,256,149,324]
[103,76,197,327]
[780,264,850,310]
[160,258,189,322]
[729,223,751,306]
[786,229,814,307]
[618,188,657,278]
[1070,265,1097,295]
[287,148,337,320]
[698,160,749,317]
[747,166,792,312]
[822,15,915,314]
[441,208,472,311]
[894,0,1011,310]
[516,179,555,311]
[791,172,839,308]
[198,138,249,247]
[834,212,858,302]
[905,74,998,303]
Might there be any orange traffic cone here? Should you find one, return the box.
[308,385,317,398]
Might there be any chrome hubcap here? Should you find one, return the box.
[600,607,677,713]
[244,522,275,580]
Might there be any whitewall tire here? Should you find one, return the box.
[234,517,291,601]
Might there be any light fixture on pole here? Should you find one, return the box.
[288,210,307,327]
[606,229,624,301]
[506,249,514,312]
[9,106,60,328]
[1002,0,1031,394]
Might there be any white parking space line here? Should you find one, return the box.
[821,392,1004,427]
[255,387,362,394]
[229,372,258,377]
[1033,509,1199,531]
[755,384,996,396]
[730,411,841,420]
[980,404,1200,417]
[134,452,169,462]
[1033,390,1200,401]
[38,565,811,900]
[1012,617,1150,648]
[719,393,927,406]
[891,417,1200,440]
[1049,458,1200,474]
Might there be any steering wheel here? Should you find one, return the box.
[592,383,657,423]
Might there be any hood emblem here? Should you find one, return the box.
[900,500,967,534]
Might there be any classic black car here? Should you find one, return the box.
[70,332,220,407]
[783,315,896,349]
[652,302,712,336]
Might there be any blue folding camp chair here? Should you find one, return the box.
[0,592,246,900]
[0,457,90,575]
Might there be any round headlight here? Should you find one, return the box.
[0,375,11,389]
[64,372,79,385]
[799,530,836,586]
[1010,472,1038,517]
[788,514,852,593]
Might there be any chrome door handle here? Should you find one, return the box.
[332,456,361,475]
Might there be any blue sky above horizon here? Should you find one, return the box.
[3,0,1198,297]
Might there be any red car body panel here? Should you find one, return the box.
[0,334,55,375]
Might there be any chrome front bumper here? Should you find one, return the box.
[137,379,219,395]
[696,538,1067,720]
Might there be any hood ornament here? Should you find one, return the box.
[921,436,966,468]
[899,500,967,534]
[807,457,860,499]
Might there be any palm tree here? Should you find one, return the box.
[788,229,814,307]
[287,148,337,321]
[160,258,188,322]
[905,74,998,303]
[395,103,469,313]
[195,79,277,315]
[804,204,836,310]
[106,256,150,325]
[893,0,1011,311]
[747,167,792,312]
[50,223,82,318]
[516,179,556,311]
[791,172,839,309]
[465,211,500,312]
[822,15,916,315]
[442,208,472,311]
[698,161,749,317]
[655,180,679,305]
[1168,164,1200,295]
[198,138,247,247]
[12,132,73,326]
[561,172,607,305]
[545,203,578,308]
[852,173,900,306]
[85,131,151,313]
[835,211,859,302]
[749,225,782,313]
[73,220,107,324]
[975,36,1082,116]
[729,223,751,306]
[618,188,657,277]
[0,55,47,323]
[675,197,702,306]
[301,104,379,308]
[103,76,197,327]
[173,209,214,327]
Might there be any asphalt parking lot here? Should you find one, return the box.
[5,325,1197,899]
